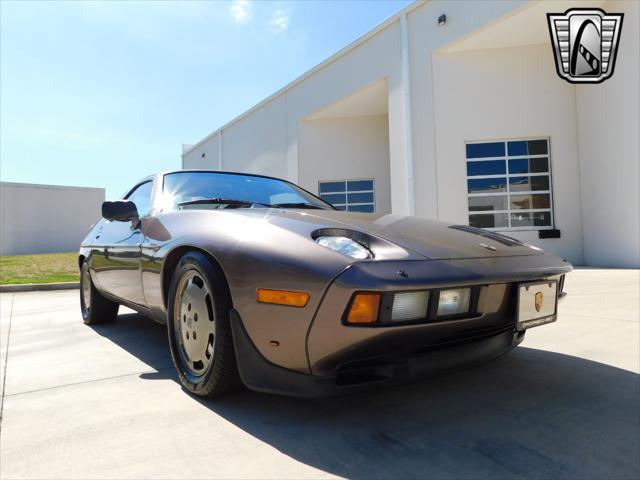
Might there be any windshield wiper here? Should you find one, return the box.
[177,198,327,210]
[177,197,255,208]
[270,202,326,210]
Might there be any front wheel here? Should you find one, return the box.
[167,251,241,397]
[80,261,119,324]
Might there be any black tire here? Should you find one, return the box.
[167,251,241,397]
[80,261,119,325]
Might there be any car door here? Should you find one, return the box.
[91,180,154,307]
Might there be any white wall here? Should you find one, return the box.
[431,44,584,264]
[183,134,220,170]
[221,96,288,178]
[0,182,105,255]
[576,0,640,268]
[298,115,392,213]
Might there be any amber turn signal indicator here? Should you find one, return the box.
[257,288,310,307]
[347,293,381,324]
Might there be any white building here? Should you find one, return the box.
[182,0,639,268]
[0,182,105,255]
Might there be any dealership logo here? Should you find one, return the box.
[547,8,623,83]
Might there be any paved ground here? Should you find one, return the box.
[1,268,638,479]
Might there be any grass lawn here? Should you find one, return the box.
[0,252,79,285]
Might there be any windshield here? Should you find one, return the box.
[162,172,333,210]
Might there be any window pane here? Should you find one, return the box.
[467,178,508,194]
[509,176,549,191]
[335,205,347,211]
[466,142,505,159]
[347,192,374,203]
[508,159,529,174]
[349,204,374,213]
[528,139,548,155]
[530,157,549,173]
[466,160,506,176]
[507,141,528,156]
[320,193,346,204]
[347,180,373,191]
[469,213,509,229]
[509,158,549,174]
[534,211,552,226]
[126,182,153,217]
[510,211,552,227]
[319,181,345,193]
[510,194,551,210]
[468,195,508,212]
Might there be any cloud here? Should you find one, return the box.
[230,0,251,24]
[269,9,289,33]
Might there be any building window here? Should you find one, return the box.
[319,179,375,212]
[466,138,554,231]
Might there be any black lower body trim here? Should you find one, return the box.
[230,309,523,398]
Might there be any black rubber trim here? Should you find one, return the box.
[230,308,522,398]
[230,309,337,398]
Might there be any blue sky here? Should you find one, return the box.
[1,0,411,199]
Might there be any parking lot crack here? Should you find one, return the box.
[4,366,175,398]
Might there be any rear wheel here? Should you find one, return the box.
[80,262,119,324]
[167,251,241,397]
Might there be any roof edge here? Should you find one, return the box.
[182,0,427,158]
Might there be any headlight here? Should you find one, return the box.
[437,288,471,316]
[391,291,429,322]
[315,236,373,259]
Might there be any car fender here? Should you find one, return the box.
[140,210,355,373]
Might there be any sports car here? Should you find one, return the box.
[79,170,572,398]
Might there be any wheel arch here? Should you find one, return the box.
[161,246,231,310]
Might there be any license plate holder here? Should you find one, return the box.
[517,280,558,330]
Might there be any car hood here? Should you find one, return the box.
[232,209,543,260]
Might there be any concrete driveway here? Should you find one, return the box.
[1,269,638,479]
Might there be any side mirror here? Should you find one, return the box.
[102,201,139,222]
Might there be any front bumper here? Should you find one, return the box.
[307,254,571,376]
[232,253,571,397]
[231,308,524,398]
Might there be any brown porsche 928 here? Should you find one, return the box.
[79,170,571,397]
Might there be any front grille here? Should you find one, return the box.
[414,322,514,354]
[335,322,514,376]
[333,323,515,387]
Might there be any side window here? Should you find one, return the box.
[125,181,154,217]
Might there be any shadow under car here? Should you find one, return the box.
[90,313,640,480]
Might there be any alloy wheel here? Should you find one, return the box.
[173,270,216,377]
[81,266,91,316]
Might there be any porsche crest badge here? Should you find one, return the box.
[535,291,544,312]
